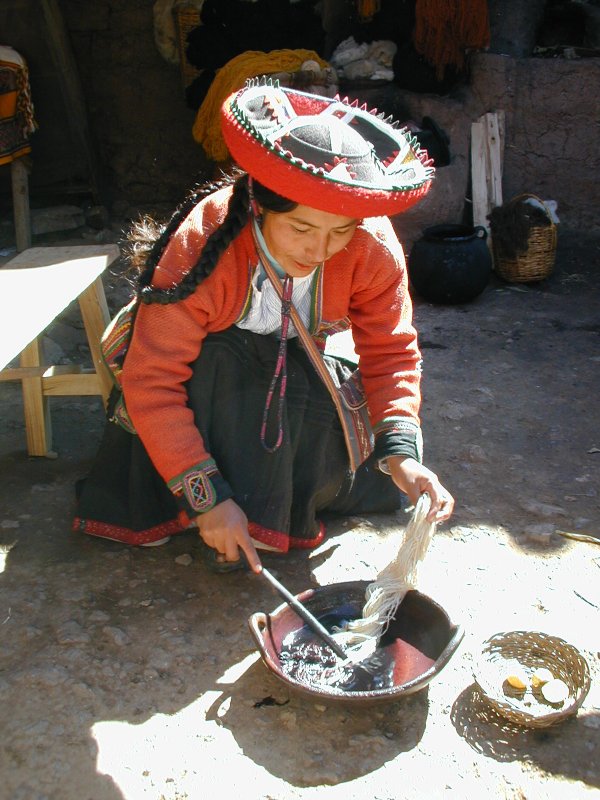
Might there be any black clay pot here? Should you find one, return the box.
[408,224,492,304]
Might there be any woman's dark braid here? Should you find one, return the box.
[136,187,210,291]
[139,176,250,305]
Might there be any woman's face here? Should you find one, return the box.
[260,204,358,279]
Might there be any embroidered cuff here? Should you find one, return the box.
[167,459,233,516]
[373,418,423,470]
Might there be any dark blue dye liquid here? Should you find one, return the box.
[278,608,435,693]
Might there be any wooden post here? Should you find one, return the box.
[485,112,503,210]
[471,111,505,258]
[11,158,32,252]
[470,119,488,232]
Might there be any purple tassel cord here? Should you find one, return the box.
[260,276,293,453]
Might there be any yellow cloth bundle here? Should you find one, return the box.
[192,49,328,162]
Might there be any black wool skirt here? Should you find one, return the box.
[74,327,403,549]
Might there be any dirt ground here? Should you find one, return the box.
[0,225,599,800]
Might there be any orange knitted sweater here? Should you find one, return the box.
[121,187,422,515]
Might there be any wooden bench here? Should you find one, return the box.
[0,244,120,456]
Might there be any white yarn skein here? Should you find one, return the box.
[337,493,436,657]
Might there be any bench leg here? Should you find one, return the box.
[20,337,53,456]
[78,276,112,406]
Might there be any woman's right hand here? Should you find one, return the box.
[195,499,262,573]
[386,456,454,524]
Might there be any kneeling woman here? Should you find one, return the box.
[74,82,454,572]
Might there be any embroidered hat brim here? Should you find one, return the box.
[221,81,435,218]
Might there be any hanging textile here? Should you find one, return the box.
[413,0,490,79]
[357,0,381,22]
[0,46,37,166]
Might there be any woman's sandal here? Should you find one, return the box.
[198,540,249,574]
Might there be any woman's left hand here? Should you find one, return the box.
[385,456,454,523]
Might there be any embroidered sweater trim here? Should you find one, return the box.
[373,417,420,437]
[234,260,255,324]
[309,265,323,333]
[314,317,352,354]
[373,416,423,469]
[167,459,233,515]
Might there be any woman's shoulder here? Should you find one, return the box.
[352,216,405,262]
[184,184,234,233]
[152,185,237,287]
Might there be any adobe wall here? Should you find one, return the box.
[59,0,208,213]
[382,52,600,245]
[470,53,599,231]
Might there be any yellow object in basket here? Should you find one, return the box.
[505,667,529,691]
[532,667,554,687]
[541,678,570,705]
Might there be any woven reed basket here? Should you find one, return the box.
[492,194,558,283]
[474,630,591,728]
[174,4,203,88]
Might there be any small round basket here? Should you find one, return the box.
[474,631,591,728]
[491,193,557,283]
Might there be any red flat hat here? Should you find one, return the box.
[221,81,435,218]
